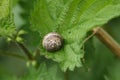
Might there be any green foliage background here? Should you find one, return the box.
[0,0,120,80]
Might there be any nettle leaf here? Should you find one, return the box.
[0,0,16,37]
[30,0,120,71]
[0,15,16,37]
[0,0,10,19]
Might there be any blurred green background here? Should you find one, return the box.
[0,0,120,80]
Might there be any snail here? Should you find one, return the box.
[42,32,63,52]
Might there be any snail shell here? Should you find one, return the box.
[42,32,63,52]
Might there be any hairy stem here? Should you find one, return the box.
[93,27,120,57]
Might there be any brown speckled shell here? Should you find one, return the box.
[42,32,63,52]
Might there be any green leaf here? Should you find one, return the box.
[30,0,120,71]
[18,0,41,52]
[0,0,10,19]
[0,15,16,37]
[0,0,16,38]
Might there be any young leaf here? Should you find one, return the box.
[0,0,10,19]
[0,0,16,38]
[0,15,16,37]
[30,0,120,71]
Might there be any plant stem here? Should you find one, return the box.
[93,27,120,57]
[16,42,34,60]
